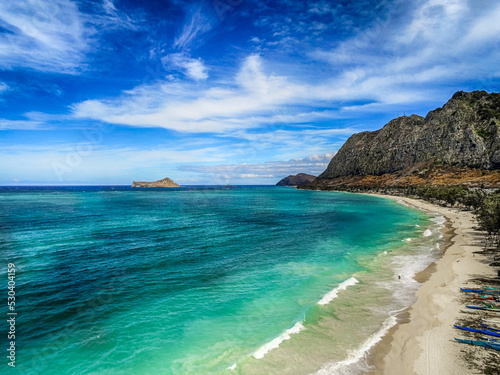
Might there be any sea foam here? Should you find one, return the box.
[318,277,359,306]
[316,315,397,375]
[431,215,446,226]
[252,321,305,359]
[423,229,432,237]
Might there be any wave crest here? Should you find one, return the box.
[318,277,359,306]
[252,321,305,359]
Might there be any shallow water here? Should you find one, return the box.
[0,186,443,374]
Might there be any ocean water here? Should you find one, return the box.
[0,186,444,375]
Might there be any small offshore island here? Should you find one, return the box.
[276,173,316,187]
[131,177,180,188]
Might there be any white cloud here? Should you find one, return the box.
[463,3,500,44]
[68,0,500,136]
[0,82,9,93]
[0,143,233,184]
[397,0,466,44]
[178,153,335,181]
[0,119,45,130]
[162,53,209,80]
[0,0,137,74]
[72,52,431,133]
[72,54,313,132]
[0,0,89,73]
[304,0,500,106]
[224,127,355,158]
[173,8,213,50]
[308,1,334,15]
[95,0,138,30]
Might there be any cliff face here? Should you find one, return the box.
[132,177,181,188]
[317,91,500,182]
[276,173,316,186]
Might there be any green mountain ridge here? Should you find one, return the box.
[311,91,500,188]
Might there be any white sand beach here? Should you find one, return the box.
[368,195,495,375]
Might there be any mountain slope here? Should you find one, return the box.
[311,91,500,189]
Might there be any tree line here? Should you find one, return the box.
[405,185,500,248]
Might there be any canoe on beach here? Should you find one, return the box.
[466,305,500,311]
[454,325,500,337]
[484,303,500,308]
[481,323,500,332]
[462,288,486,293]
[474,296,500,301]
[460,286,500,293]
[461,288,500,295]
[479,336,500,342]
[455,338,500,351]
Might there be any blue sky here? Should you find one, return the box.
[1,0,499,185]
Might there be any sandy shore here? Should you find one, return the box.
[366,194,495,375]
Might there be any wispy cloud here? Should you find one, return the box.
[69,49,438,134]
[72,54,314,132]
[0,0,89,73]
[0,119,45,130]
[0,111,74,130]
[173,7,214,50]
[2,0,499,186]
[178,153,335,182]
[0,0,138,74]
[0,143,235,184]
[63,0,500,136]
[462,2,500,45]
[162,53,208,80]
[0,82,9,93]
[223,127,355,160]
[97,0,138,30]
[310,0,500,98]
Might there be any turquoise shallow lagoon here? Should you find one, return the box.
[0,186,443,374]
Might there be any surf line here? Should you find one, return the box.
[318,276,359,306]
[252,321,305,359]
[251,276,359,361]
[316,315,397,374]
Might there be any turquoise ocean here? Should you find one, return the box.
[0,186,444,375]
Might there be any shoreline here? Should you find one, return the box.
[365,194,494,375]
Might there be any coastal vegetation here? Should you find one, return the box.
[407,186,500,248]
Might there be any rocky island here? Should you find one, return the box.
[131,177,181,188]
[276,173,316,186]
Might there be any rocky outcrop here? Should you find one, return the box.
[313,91,500,187]
[132,177,180,188]
[276,173,316,186]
